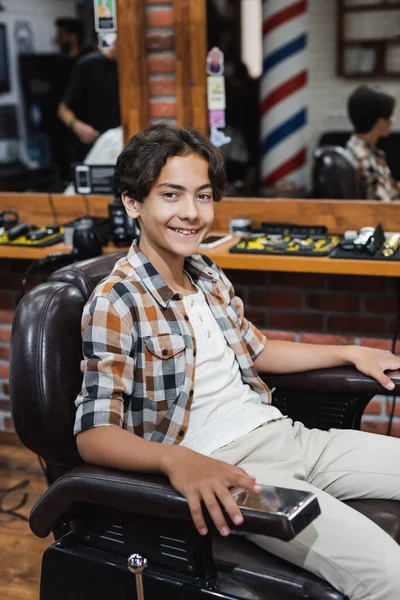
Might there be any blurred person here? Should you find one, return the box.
[55,18,84,59]
[346,84,400,202]
[57,41,120,162]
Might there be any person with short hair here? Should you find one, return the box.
[75,123,400,600]
[55,18,84,59]
[57,41,120,159]
[346,84,399,202]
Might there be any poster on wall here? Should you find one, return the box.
[94,0,117,32]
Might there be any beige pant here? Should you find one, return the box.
[211,418,400,600]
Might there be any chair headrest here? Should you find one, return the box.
[48,250,126,299]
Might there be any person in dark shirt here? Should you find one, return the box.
[57,44,120,161]
[55,18,84,59]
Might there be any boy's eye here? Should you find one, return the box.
[198,193,212,202]
[162,192,178,200]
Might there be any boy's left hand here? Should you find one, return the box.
[346,346,400,391]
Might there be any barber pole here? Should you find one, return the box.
[260,0,308,192]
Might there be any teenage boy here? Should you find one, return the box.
[346,84,400,202]
[75,123,400,600]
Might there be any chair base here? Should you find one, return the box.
[40,531,344,600]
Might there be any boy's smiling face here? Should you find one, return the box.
[122,153,214,261]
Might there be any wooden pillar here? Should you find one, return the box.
[174,0,208,134]
[116,0,207,143]
[116,0,150,143]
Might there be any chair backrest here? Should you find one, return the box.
[313,145,363,200]
[10,251,125,483]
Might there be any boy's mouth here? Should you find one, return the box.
[168,227,202,237]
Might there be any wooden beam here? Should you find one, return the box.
[174,0,208,133]
[116,0,150,143]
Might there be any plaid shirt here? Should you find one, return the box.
[346,134,399,202]
[74,240,270,444]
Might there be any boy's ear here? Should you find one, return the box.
[121,192,141,219]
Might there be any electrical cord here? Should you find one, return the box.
[0,479,29,522]
[19,252,78,301]
[387,277,400,436]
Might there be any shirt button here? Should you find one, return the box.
[193,350,197,357]
[162,349,168,356]
[189,389,194,396]
[178,429,185,437]
[184,315,189,321]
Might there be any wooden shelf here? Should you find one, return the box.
[344,3,400,12]
[337,0,400,78]
[344,38,400,46]
[0,238,399,278]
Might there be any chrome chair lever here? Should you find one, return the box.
[128,553,148,600]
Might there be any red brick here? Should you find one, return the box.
[3,415,14,432]
[147,7,174,28]
[146,33,174,51]
[0,291,15,310]
[244,309,266,328]
[0,310,14,323]
[361,420,400,437]
[269,312,323,331]
[269,272,325,290]
[299,333,354,345]
[0,346,10,361]
[0,364,9,378]
[327,315,386,335]
[0,275,24,292]
[149,77,176,97]
[224,270,267,287]
[385,398,400,417]
[3,382,9,396]
[327,275,384,293]
[306,293,360,312]
[0,399,10,411]
[359,337,400,353]
[148,54,175,73]
[262,329,296,342]
[364,399,384,415]
[0,259,30,274]
[364,295,396,313]
[150,100,176,118]
[248,291,302,309]
[0,327,11,342]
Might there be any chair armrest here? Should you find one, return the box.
[262,366,400,396]
[29,464,319,541]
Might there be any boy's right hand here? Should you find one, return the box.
[160,445,262,537]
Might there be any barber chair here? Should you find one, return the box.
[9,252,400,600]
[312,146,363,199]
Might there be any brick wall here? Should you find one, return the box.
[146,0,177,124]
[1,258,399,437]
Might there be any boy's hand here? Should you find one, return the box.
[345,345,400,391]
[160,445,261,537]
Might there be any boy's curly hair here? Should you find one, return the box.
[116,123,227,202]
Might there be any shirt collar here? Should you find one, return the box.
[350,134,386,158]
[127,239,219,308]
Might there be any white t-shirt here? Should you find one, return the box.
[180,287,283,456]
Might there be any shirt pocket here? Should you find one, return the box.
[143,334,187,402]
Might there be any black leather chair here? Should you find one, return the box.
[9,252,400,600]
[312,146,364,199]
